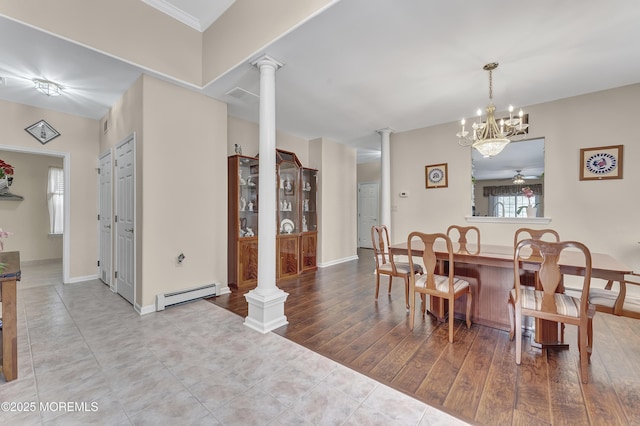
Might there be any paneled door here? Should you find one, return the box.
[358,182,379,248]
[98,150,113,289]
[115,135,135,305]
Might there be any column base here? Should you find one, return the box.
[244,288,289,333]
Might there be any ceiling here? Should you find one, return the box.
[1,0,640,172]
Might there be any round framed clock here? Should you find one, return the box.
[425,163,448,188]
[580,145,623,181]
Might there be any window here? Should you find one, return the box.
[47,167,64,234]
[490,194,537,218]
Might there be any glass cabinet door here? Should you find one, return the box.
[277,159,300,235]
[239,157,259,238]
[301,168,317,233]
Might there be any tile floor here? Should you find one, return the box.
[0,260,469,425]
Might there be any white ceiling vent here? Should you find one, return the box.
[225,87,259,103]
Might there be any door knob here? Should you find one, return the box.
[125,228,134,233]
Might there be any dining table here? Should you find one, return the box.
[0,251,20,381]
[390,240,632,346]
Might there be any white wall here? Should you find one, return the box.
[390,83,640,273]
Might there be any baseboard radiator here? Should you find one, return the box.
[156,283,219,311]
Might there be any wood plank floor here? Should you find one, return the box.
[207,248,640,425]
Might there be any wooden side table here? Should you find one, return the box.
[0,251,20,381]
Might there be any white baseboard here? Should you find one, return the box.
[65,274,99,284]
[318,254,359,268]
[136,303,156,315]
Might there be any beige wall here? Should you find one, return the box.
[357,161,381,184]
[102,75,228,310]
[0,100,100,280]
[0,150,63,261]
[309,137,358,265]
[390,83,640,273]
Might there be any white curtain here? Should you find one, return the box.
[47,167,64,234]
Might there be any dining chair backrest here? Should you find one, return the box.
[447,225,480,255]
[371,225,395,273]
[407,231,455,293]
[513,239,592,312]
[513,228,560,258]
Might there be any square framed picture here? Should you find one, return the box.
[425,163,448,189]
[580,145,623,181]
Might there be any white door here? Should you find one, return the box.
[358,182,379,248]
[98,150,113,289]
[115,135,135,305]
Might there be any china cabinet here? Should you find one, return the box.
[228,150,318,289]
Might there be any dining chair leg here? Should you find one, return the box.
[403,276,410,311]
[515,307,523,365]
[507,299,515,341]
[448,297,455,343]
[579,320,589,383]
[465,289,472,328]
[388,276,393,294]
[587,316,594,363]
[409,289,416,330]
[374,273,381,301]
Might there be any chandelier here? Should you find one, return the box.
[456,63,528,158]
[33,79,62,96]
[512,170,525,184]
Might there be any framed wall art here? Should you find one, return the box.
[425,163,448,189]
[25,120,60,144]
[580,144,623,181]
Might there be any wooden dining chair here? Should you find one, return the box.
[406,231,473,343]
[446,225,480,254]
[587,273,640,319]
[513,228,560,257]
[512,228,563,338]
[509,239,595,383]
[371,225,423,310]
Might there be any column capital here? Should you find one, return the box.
[376,127,395,136]
[251,54,284,70]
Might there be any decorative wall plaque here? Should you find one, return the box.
[25,120,60,144]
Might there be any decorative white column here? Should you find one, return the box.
[377,128,393,228]
[244,55,289,333]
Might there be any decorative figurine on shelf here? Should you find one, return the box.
[244,227,254,237]
[302,216,308,232]
[239,170,246,185]
[235,144,242,154]
[247,201,254,212]
[286,200,292,211]
[305,181,311,191]
[247,176,255,186]
[303,199,309,212]
[240,197,247,211]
